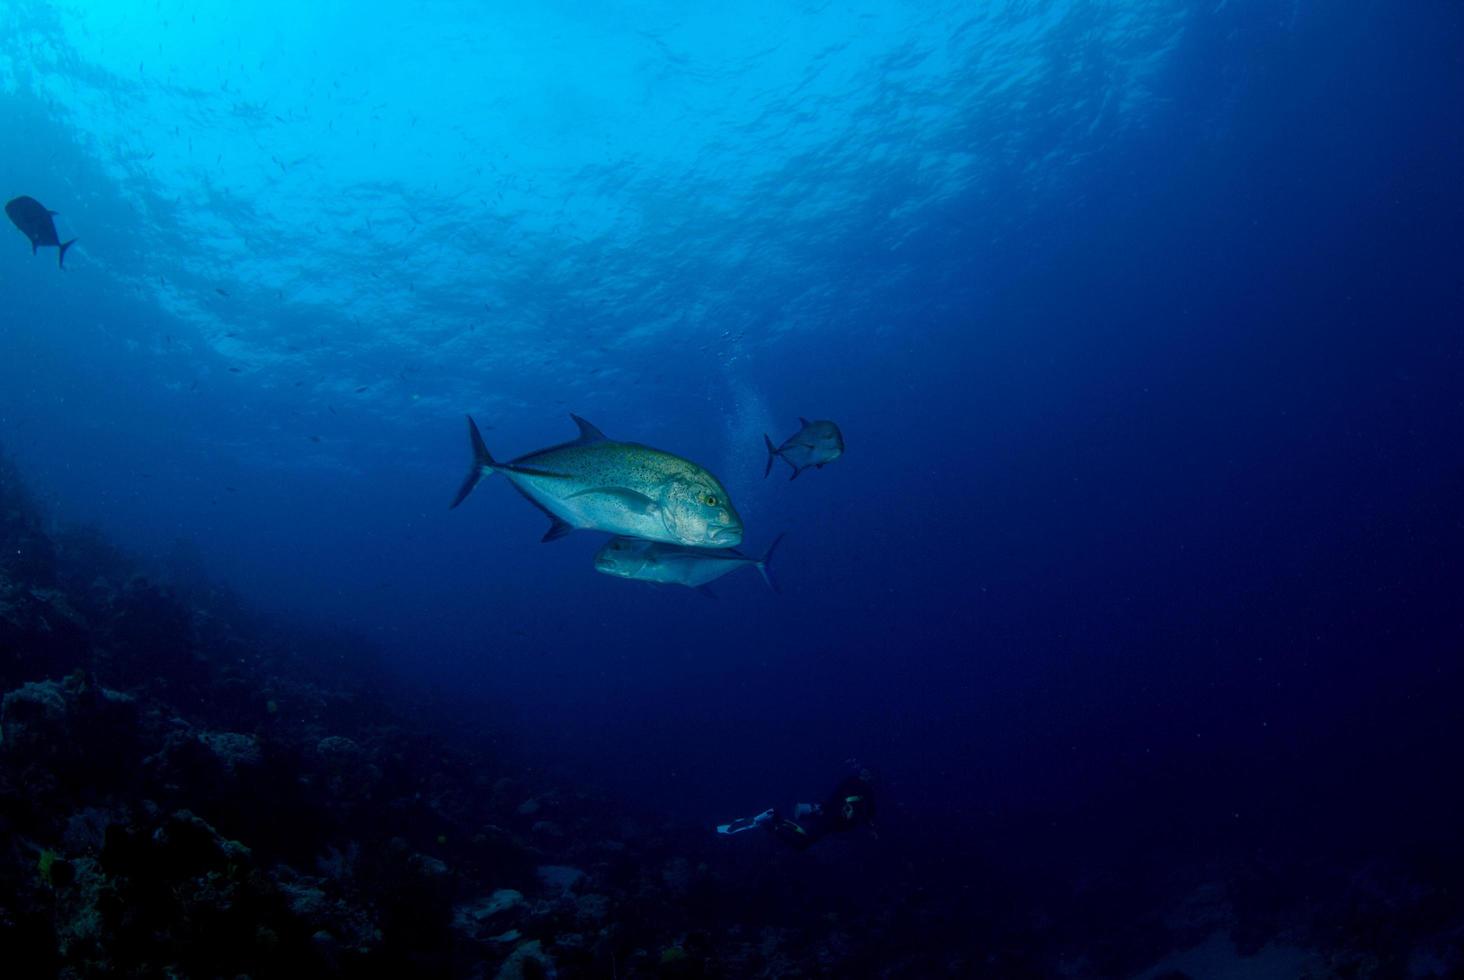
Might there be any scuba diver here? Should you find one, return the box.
[716,767,876,850]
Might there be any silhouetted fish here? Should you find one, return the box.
[764,418,844,480]
[5,196,77,268]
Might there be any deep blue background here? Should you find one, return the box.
[1,0,1462,907]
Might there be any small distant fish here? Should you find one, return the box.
[354,386,368,393]
[216,287,230,297]
[309,435,321,443]
[451,414,743,547]
[5,196,77,268]
[764,418,845,480]
[594,534,783,597]
[228,367,242,373]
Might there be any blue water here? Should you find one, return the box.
[3,0,1463,969]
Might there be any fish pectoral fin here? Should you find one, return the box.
[566,487,659,515]
[541,517,575,542]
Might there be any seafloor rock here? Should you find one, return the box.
[0,678,68,754]
[81,807,331,976]
[495,938,556,980]
[454,887,528,942]
[274,866,380,954]
[537,864,585,895]
[574,892,611,925]
[0,675,141,813]
[199,729,264,770]
[0,585,88,687]
[103,577,209,693]
[146,808,252,873]
[313,733,383,805]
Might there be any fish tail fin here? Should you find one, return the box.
[450,415,496,509]
[58,239,76,268]
[763,434,777,478]
[756,532,785,594]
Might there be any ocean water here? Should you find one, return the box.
[2,0,1463,975]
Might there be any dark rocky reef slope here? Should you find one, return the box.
[0,450,946,979]
[4,449,1463,978]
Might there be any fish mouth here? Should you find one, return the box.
[709,526,742,546]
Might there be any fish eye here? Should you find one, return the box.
[704,494,718,507]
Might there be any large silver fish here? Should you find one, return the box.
[451,414,743,547]
[594,533,784,596]
[764,417,844,480]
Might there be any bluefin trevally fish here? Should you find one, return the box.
[763,418,844,480]
[594,533,784,596]
[451,414,743,547]
[5,196,77,268]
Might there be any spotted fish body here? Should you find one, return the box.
[764,417,844,480]
[451,414,743,548]
[594,533,783,595]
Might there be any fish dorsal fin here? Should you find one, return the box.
[799,416,812,428]
[569,414,608,444]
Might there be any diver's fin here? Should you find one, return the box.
[717,808,775,835]
[756,533,785,594]
[799,416,811,427]
[763,434,777,478]
[696,585,718,599]
[450,415,496,509]
[569,414,608,444]
[541,517,574,542]
[58,239,76,268]
[566,486,658,514]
